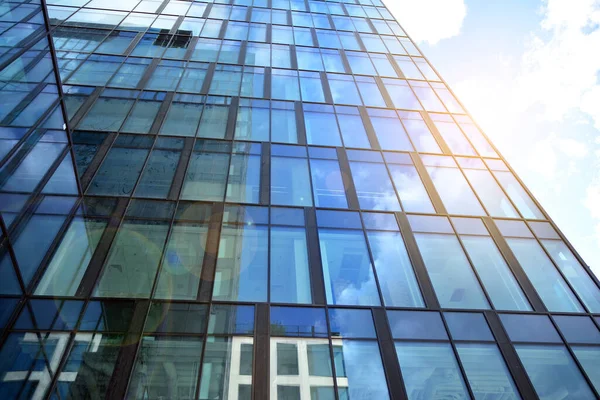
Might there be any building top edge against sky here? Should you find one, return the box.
[1,0,600,399]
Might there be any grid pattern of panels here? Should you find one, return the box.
[1,0,600,399]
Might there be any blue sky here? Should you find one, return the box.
[384,0,600,276]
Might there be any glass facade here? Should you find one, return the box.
[1,0,599,398]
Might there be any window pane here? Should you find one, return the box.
[56,334,124,399]
[78,98,133,131]
[460,235,531,311]
[366,231,424,307]
[553,316,600,344]
[319,228,380,306]
[198,104,229,139]
[456,343,522,400]
[181,152,229,201]
[271,226,311,304]
[199,337,253,399]
[271,156,313,206]
[161,102,202,136]
[135,150,179,198]
[154,223,208,300]
[516,344,596,400]
[541,239,600,313]
[500,314,561,343]
[94,221,169,298]
[0,332,70,399]
[506,238,584,313]
[387,311,447,340]
[329,309,376,338]
[235,103,270,142]
[270,307,328,338]
[214,224,268,302]
[121,100,160,133]
[127,336,203,400]
[572,346,600,394]
[445,312,494,341]
[426,165,486,216]
[226,153,261,204]
[310,158,348,208]
[35,218,106,296]
[87,147,148,196]
[350,161,401,211]
[463,169,519,218]
[493,171,545,219]
[415,233,490,309]
[395,342,470,400]
[387,164,435,213]
[304,108,342,146]
[336,340,390,399]
[369,111,413,151]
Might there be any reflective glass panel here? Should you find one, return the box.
[396,342,470,400]
[319,228,380,306]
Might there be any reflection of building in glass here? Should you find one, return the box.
[1,0,600,398]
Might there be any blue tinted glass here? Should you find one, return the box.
[414,233,490,310]
[506,237,584,313]
[270,226,311,304]
[349,161,401,211]
[79,301,134,331]
[0,298,18,329]
[460,235,531,311]
[14,300,83,330]
[310,159,348,208]
[319,229,381,306]
[329,308,375,338]
[304,109,342,146]
[316,210,362,229]
[0,253,21,295]
[270,307,327,337]
[88,148,148,196]
[337,340,390,399]
[516,344,595,399]
[500,314,561,343]
[13,214,66,286]
[456,343,522,400]
[367,231,424,307]
[144,303,208,334]
[271,156,313,206]
[208,305,254,335]
[387,311,447,340]
[396,342,470,400]
[214,224,268,302]
[553,316,600,344]
[572,346,600,394]
[444,312,494,341]
[135,150,179,199]
[0,332,69,399]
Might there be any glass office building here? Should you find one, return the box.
[1,0,600,398]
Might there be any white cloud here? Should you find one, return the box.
[383,0,467,44]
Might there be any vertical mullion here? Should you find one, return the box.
[197,202,225,302]
[304,207,326,305]
[484,311,540,400]
[482,217,547,312]
[168,136,194,200]
[253,303,269,400]
[105,299,151,400]
[75,197,129,297]
[260,142,271,205]
[409,152,447,214]
[335,147,359,210]
[372,308,409,400]
[395,212,440,309]
[418,110,452,154]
